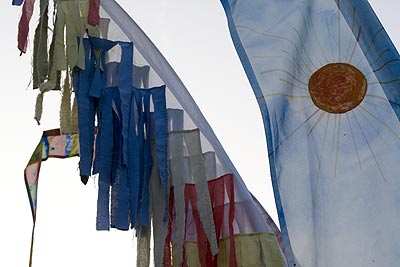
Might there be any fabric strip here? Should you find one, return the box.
[183,130,218,257]
[88,0,100,26]
[12,0,24,5]
[17,0,35,54]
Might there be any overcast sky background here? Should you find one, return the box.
[0,0,399,266]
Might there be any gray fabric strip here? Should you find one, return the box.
[183,129,218,256]
[150,140,168,267]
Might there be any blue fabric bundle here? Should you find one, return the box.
[74,36,168,231]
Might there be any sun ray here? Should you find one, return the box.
[352,111,386,181]
[277,104,315,125]
[258,93,311,100]
[325,18,335,62]
[281,50,313,78]
[366,59,400,75]
[366,93,400,107]
[236,25,315,74]
[254,53,311,80]
[347,26,362,64]
[307,112,326,137]
[344,7,356,62]
[363,100,392,113]
[280,79,308,91]
[358,105,400,141]
[268,109,320,156]
[292,27,320,70]
[346,113,362,170]
[305,2,330,64]
[355,27,384,67]
[260,69,308,86]
[334,114,341,176]
[358,107,389,146]
[298,4,326,65]
[361,49,389,73]
[314,114,330,196]
[368,78,400,85]
[332,114,337,151]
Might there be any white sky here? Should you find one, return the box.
[0,0,399,266]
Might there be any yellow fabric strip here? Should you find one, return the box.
[172,232,284,267]
[54,0,102,71]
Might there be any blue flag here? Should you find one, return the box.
[221,0,400,266]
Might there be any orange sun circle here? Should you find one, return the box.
[308,63,367,114]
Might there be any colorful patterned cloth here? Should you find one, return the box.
[24,129,79,266]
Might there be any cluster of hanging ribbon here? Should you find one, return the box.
[13,0,103,126]
[16,0,169,265]
[16,0,286,266]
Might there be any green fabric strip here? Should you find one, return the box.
[60,72,72,133]
[32,2,49,89]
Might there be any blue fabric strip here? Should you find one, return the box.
[110,97,121,228]
[115,42,134,229]
[88,37,116,98]
[119,42,133,166]
[135,89,152,227]
[115,166,129,230]
[126,90,139,228]
[12,0,23,6]
[74,36,117,230]
[111,89,122,185]
[149,85,169,221]
[96,89,114,230]
[76,36,168,231]
[75,39,96,177]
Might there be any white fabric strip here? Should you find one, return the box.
[150,140,168,267]
[183,129,218,256]
[168,132,186,265]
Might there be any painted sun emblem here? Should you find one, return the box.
[308,63,367,114]
[237,0,400,182]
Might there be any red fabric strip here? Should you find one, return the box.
[88,0,100,26]
[224,174,237,267]
[209,176,225,266]
[165,174,237,266]
[209,174,237,267]
[17,0,35,54]
[185,185,210,267]
[163,189,174,267]
[186,174,237,267]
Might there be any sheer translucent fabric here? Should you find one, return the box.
[97,2,288,265]
[22,0,289,266]
[221,0,400,266]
